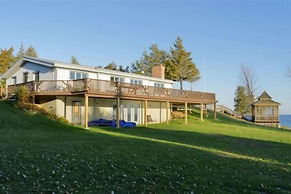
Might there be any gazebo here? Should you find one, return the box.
[251,91,281,126]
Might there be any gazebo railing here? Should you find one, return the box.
[253,116,279,122]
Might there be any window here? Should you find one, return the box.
[33,72,40,82]
[70,71,88,80]
[76,72,81,79]
[154,82,164,88]
[23,72,29,83]
[134,105,139,122]
[11,77,17,85]
[127,106,131,122]
[70,72,75,80]
[130,79,142,85]
[110,76,125,83]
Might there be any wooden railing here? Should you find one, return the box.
[7,79,216,103]
[254,116,279,122]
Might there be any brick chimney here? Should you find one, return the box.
[152,64,165,79]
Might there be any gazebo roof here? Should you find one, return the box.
[252,91,281,106]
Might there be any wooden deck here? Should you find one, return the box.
[7,79,216,104]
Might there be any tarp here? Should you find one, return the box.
[88,119,136,128]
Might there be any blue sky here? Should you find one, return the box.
[1,0,291,114]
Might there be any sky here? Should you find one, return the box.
[1,0,291,114]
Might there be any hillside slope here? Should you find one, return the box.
[0,100,290,193]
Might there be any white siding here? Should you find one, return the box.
[6,62,53,85]
[97,73,111,81]
[95,98,115,120]
[55,68,70,80]
[147,101,168,123]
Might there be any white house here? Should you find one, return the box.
[1,56,216,128]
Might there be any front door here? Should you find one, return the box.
[72,101,81,125]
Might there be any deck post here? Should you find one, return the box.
[116,97,120,128]
[166,101,170,125]
[185,102,188,125]
[144,100,148,127]
[200,103,204,122]
[85,93,89,128]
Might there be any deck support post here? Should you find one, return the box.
[144,100,148,127]
[84,93,89,128]
[200,103,204,122]
[116,97,120,128]
[185,102,188,125]
[166,101,170,125]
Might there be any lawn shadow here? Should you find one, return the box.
[91,125,291,171]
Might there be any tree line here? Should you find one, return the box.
[104,37,200,90]
[0,43,38,75]
[1,37,201,90]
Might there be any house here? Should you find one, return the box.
[0,56,217,128]
[251,91,281,126]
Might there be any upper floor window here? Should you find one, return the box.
[130,79,142,85]
[110,76,125,83]
[11,77,17,85]
[70,71,88,80]
[33,72,40,82]
[23,72,29,83]
[154,82,164,88]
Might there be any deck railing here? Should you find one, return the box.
[7,79,216,103]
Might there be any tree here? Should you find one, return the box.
[165,37,200,90]
[234,86,248,114]
[239,64,259,109]
[0,47,15,74]
[15,42,25,61]
[131,44,167,76]
[118,65,130,73]
[71,55,80,65]
[15,43,38,61]
[25,46,38,57]
[104,62,117,70]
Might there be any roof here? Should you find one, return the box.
[258,91,272,100]
[252,91,281,106]
[1,56,175,84]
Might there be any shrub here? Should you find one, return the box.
[16,86,30,108]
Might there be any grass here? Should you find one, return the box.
[0,100,290,193]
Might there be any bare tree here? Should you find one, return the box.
[239,64,259,112]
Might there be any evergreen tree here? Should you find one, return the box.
[118,65,130,72]
[131,44,167,76]
[234,86,249,114]
[165,37,200,90]
[15,43,38,61]
[15,42,25,61]
[104,62,117,70]
[0,47,15,74]
[71,55,80,65]
[25,46,38,57]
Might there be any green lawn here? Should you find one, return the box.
[0,100,290,193]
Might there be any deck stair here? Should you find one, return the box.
[217,105,241,118]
